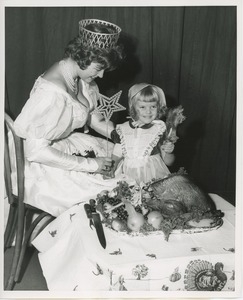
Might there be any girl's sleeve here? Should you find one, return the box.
[14,88,99,172]
[110,129,122,157]
[110,129,121,144]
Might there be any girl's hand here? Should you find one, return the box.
[94,157,113,174]
[161,141,175,153]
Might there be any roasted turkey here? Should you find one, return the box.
[145,173,216,216]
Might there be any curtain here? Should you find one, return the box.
[177,7,236,201]
[5,6,236,205]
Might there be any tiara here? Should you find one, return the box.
[79,19,121,50]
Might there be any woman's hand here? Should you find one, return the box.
[161,141,175,153]
[93,157,114,174]
[103,155,122,179]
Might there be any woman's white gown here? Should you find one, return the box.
[13,76,131,290]
[14,76,126,217]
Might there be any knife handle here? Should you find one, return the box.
[84,203,92,219]
[89,199,96,212]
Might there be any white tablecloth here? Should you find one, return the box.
[33,193,236,292]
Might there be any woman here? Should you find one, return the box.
[14,19,127,217]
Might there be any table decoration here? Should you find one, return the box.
[95,173,224,241]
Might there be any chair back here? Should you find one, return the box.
[4,112,54,290]
[4,112,26,237]
[4,113,25,206]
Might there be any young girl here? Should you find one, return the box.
[110,83,175,184]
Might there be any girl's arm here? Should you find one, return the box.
[160,142,175,166]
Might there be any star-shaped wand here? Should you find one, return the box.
[91,90,126,155]
[92,91,125,121]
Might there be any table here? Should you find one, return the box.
[33,193,236,293]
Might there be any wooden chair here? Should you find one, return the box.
[4,112,54,290]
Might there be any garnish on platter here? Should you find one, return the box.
[95,174,224,241]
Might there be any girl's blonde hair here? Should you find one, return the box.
[128,84,167,120]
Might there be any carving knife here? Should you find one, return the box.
[84,200,106,249]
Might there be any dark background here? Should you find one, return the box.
[5,6,236,205]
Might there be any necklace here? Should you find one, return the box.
[59,60,78,95]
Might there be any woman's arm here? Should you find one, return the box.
[106,145,123,178]
[24,138,113,173]
[112,154,123,171]
[13,83,113,174]
[80,80,115,138]
[87,112,115,139]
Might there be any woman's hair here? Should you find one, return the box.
[129,85,167,120]
[64,22,124,71]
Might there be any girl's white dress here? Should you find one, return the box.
[112,121,171,184]
[14,76,125,217]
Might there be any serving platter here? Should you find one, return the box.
[104,218,223,238]
[172,218,223,234]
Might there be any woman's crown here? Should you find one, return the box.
[79,19,121,50]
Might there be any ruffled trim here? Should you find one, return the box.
[143,122,166,156]
[116,125,127,157]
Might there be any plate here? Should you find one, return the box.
[105,218,223,237]
[172,218,223,234]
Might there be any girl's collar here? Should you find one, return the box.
[127,117,165,129]
[128,118,155,129]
